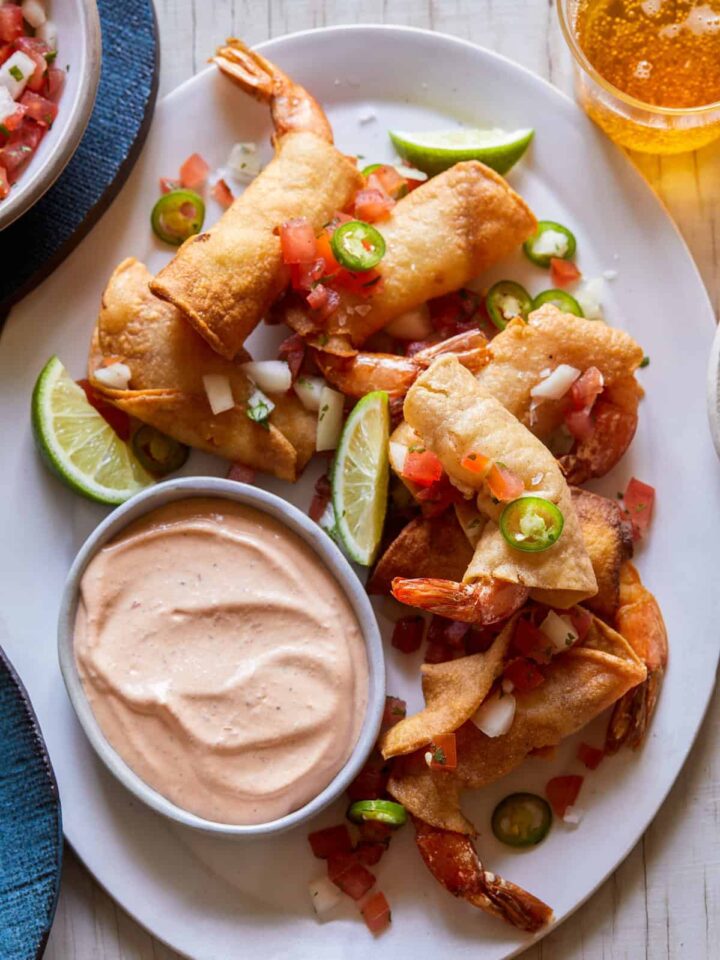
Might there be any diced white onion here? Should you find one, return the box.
[575,277,604,320]
[202,374,235,415]
[240,360,291,394]
[389,441,408,474]
[93,362,131,390]
[563,805,584,826]
[501,678,514,694]
[316,386,344,452]
[530,364,581,401]
[0,51,37,100]
[603,269,618,281]
[308,875,341,917]
[318,500,338,540]
[393,163,428,182]
[293,375,326,412]
[0,86,16,124]
[246,385,274,423]
[532,229,570,258]
[540,610,579,653]
[35,17,57,48]
[472,691,516,738]
[226,142,262,183]
[385,304,433,341]
[21,0,46,28]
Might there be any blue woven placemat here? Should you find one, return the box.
[0,0,159,316]
[0,647,62,960]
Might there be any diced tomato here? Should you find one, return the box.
[19,91,58,127]
[464,625,498,654]
[622,477,655,541]
[401,449,443,488]
[577,742,604,770]
[564,406,595,442]
[503,656,545,692]
[486,462,524,501]
[277,332,305,383]
[308,824,353,859]
[546,775,584,818]
[290,259,325,292]
[415,473,462,519]
[0,121,43,181]
[427,733,457,771]
[354,842,386,866]
[354,187,395,222]
[428,615,468,651]
[76,380,131,441]
[315,230,341,276]
[327,856,376,900]
[405,177,425,192]
[227,462,255,484]
[0,165,8,199]
[14,40,47,92]
[333,266,382,299]
[179,152,209,189]
[424,641,454,664]
[460,451,492,476]
[1,104,26,133]
[46,67,65,101]
[567,605,592,642]
[570,367,604,411]
[0,5,24,42]
[391,615,425,654]
[361,891,392,935]
[280,217,317,264]
[381,695,407,731]
[211,177,234,208]
[159,176,179,194]
[512,618,553,664]
[346,754,388,802]
[15,36,52,57]
[550,257,582,287]
[0,43,13,66]
[428,290,480,337]
[308,472,331,523]
[367,164,407,199]
[358,820,393,844]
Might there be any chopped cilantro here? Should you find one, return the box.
[9,65,23,82]
[640,356,650,368]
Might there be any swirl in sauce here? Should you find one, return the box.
[74,498,368,825]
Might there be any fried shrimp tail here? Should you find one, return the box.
[391,576,529,624]
[212,38,333,142]
[414,819,553,932]
[605,561,668,753]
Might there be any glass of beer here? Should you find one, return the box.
[558,1,720,153]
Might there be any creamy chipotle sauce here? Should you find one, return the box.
[74,498,368,825]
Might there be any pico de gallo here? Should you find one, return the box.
[0,0,63,200]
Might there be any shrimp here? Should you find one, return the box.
[605,561,668,753]
[414,818,553,932]
[212,38,333,142]
[391,576,529,624]
[313,329,490,399]
[560,376,642,485]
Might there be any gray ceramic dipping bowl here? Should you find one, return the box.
[57,477,386,838]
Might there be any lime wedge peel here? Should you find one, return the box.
[389,127,534,177]
[32,356,154,506]
[332,391,390,566]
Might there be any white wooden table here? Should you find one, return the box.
[44,2,720,957]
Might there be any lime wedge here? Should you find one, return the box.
[32,356,154,505]
[389,127,534,177]
[332,391,390,566]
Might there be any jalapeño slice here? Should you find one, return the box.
[500,496,564,553]
[331,220,386,272]
[532,288,584,317]
[523,220,577,267]
[132,425,189,477]
[485,281,533,331]
[151,189,205,246]
[492,793,552,848]
[347,799,407,827]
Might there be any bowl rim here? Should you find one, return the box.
[57,476,386,838]
[0,0,102,230]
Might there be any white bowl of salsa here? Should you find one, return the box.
[0,0,101,229]
[57,477,386,837]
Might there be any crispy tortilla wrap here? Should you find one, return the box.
[150,131,363,359]
[88,258,315,482]
[403,356,597,607]
[388,615,646,834]
[285,161,536,351]
[571,487,634,620]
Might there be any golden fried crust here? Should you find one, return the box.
[404,356,597,603]
[571,487,633,620]
[388,616,646,834]
[366,512,473,595]
[89,258,316,481]
[150,131,363,359]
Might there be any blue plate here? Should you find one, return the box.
[0,647,62,960]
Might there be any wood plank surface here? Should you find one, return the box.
[44,2,720,957]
